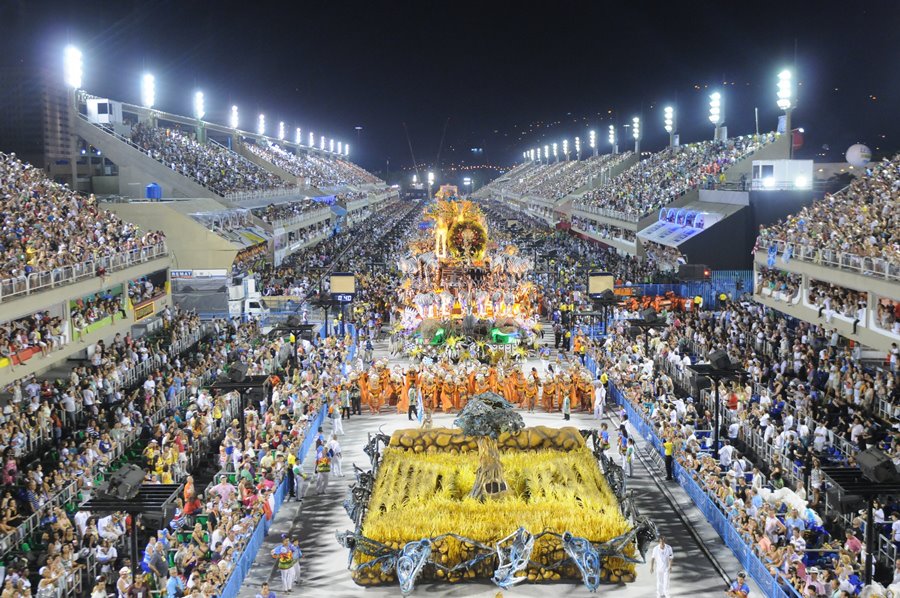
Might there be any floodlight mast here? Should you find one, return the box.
[663,106,676,147]
[631,117,641,154]
[608,125,617,155]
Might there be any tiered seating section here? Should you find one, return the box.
[244,143,384,189]
[574,134,776,221]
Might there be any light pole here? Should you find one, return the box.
[64,45,83,191]
[344,144,349,157]
[427,171,435,199]
[278,121,285,141]
[309,131,315,147]
[709,92,723,141]
[552,143,558,163]
[608,125,617,155]
[562,139,569,161]
[631,117,641,155]
[463,176,472,195]
[664,106,676,148]
[777,69,794,157]
[193,91,206,143]
[230,105,239,130]
[258,114,266,138]
[543,145,549,164]
[141,73,155,126]
[295,127,302,145]
[575,136,581,160]
[589,130,597,157]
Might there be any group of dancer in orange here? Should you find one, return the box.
[350,361,596,414]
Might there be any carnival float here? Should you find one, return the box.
[393,198,540,363]
[337,393,657,593]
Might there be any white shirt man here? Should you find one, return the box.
[650,537,673,598]
[593,384,606,420]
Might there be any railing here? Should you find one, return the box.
[267,206,332,229]
[598,373,804,598]
[572,205,642,223]
[759,239,900,282]
[0,242,168,304]
[0,324,217,559]
[225,186,308,203]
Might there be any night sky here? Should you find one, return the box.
[1,0,897,182]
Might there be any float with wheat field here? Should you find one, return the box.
[336,393,657,593]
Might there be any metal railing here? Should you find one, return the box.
[224,186,308,203]
[759,239,900,282]
[0,242,168,304]
[267,206,332,230]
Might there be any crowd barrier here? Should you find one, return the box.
[583,354,802,598]
[219,407,326,598]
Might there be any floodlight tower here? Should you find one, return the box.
[141,73,156,127]
[320,135,326,151]
[64,45,83,189]
[562,139,569,161]
[295,127,302,145]
[543,145,549,163]
[257,114,266,138]
[777,69,795,143]
[344,143,349,157]
[427,171,435,199]
[193,91,206,143]
[230,106,239,130]
[329,138,335,153]
[278,121,285,141]
[663,106,676,147]
[574,136,581,160]
[631,116,641,154]
[552,142,558,163]
[709,92,724,141]
[608,125,617,155]
[309,131,315,147]
[589,130,597,157]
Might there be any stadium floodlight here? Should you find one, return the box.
[338,141,343,155]
[258,114,266,136]
[608,125,617,154]
[412,174,418,184]
[632,117,641,154]
[777,69,793,111]
[589,129,596,148]
[344,143,349,157]
[523,151,527,161]
[141,73,155,109]
[295,127,301,144]
[329,138,334,153]
[230,105,239,129]
[709,92,724,140]
[574,136,581,159]
[309,131,315,146]
[63,45,82,89]
[543,145,549,160]
[562,139,568,160]
[427,171,435,185]
[193,91,205,120]
[664,106,676,147]
[552,142,558,161]
[278,121,285,141]
[320,135,326,150]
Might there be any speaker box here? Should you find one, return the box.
[286,315,302,327]
[857,448,900,484]
[640,308,657,322]
[826,488,864,514]
[228,362,249,383]
[708,349,732,369]
[97,464,145,501]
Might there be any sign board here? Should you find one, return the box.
[588,272,615,297]
[330,272,356,303]
[134,300,155,321]
[170,269,227,279]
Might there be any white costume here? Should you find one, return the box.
[651,542,673,598]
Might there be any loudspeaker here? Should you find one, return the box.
[857,448,900,484]
[228,362,249,383]
[97,464,145,501]
[708,350,732,370]
[640,308,657,322]
[286,315,301,327]
[826,488,864,514]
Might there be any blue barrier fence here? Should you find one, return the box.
[621,270,753,308]
[220,407,327,598]
[583,355,801,598]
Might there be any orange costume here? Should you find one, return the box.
[367,373,381,413]
[440,378,455,413]
[543,378,556,411]
[359,371,370,408]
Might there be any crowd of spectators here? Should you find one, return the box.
[529,153,634,200]
[574,134,775,221]
[757,268,802,303]
[128,277,164,305]
[807,281,867,323]
[758,155,900,272]
[0,152,165,284]
[71,295,124,337]
[130,125,287,196]
[1,312,65,363]
[875,300,900,336]
[243,143,383,189]
[590,295,900,595]
[571,217,637,243]
[640,241,686,272]
[250,191,367,226]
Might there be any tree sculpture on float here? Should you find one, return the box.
[454,392,525,500]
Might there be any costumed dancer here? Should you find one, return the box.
[272,536,297,593]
